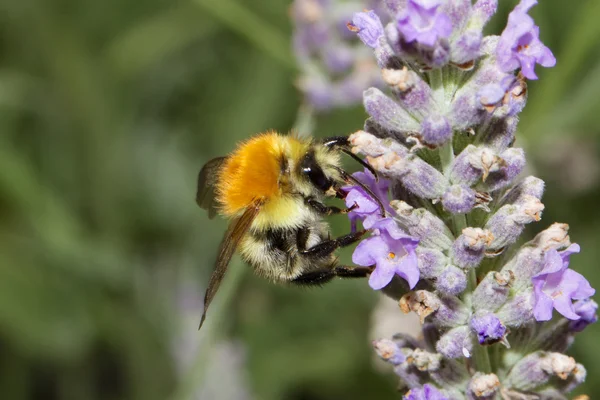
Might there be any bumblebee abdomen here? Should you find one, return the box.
[216,132,308,217]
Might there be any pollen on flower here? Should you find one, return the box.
[388,252,396,259]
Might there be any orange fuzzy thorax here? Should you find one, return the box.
[216,132,308,217]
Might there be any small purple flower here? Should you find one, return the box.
[532,244,595,321]
[348,10,385,48]
[470,313,507,345]
[404,384,448,400]
[569,298,598,332]
[397,0,452,48]
[345,169,390,230]
[352,218,420,290]
[496,0,556,80]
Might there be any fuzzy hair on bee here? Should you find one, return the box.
[196,131,385,329]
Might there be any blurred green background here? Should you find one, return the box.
[1,0,600,399]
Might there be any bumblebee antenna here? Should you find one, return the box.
[322,136,379,181]
[333,166,386,217]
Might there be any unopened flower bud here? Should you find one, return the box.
[406,348,442,372]
[529,222,571,252]
[470,312,507,345]
[442,185,476,214]
[467,373,500,399]
[559,363,587,394]
[363,87,421,135]
[416,247,447,278]
[482,116,518,152]
[373,338,406,365]
[432,295,470,328]
[569,299,598,332]
[399,290,441,324]
[501,247,544,291]
[437,265,467,296]
[482,148,526,192]
[349,130,408,157]
[421,114,452,146]
[506,352,579,391]
[391,201,454,250]
[436,326,474,359]
[485,197,544,250]
[496,289,534,327]
[500,175,545,206]
[368,153,449,199]
[472,271,512,312]
[452,228,493,269]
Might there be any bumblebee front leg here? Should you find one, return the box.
[292,265,374,286]
[305,197,358,216]
[299,230,367,258]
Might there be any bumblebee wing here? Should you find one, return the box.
[196,156,227,219]
[198,202,261,330]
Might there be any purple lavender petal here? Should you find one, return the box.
[397,0,453,48]
[496,0,556,80]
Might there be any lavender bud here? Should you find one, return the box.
[384,68,435,118]
[506,352,579,391]
[558,363,587,394]
[569,298,598,332]
[436,326,474,359]
[470,312,507,345]
[482,116,518,152]
[363,87,421,135]
[472,271,513,312]
[349,130,408,157]
[450,145,503,185]
[482,148,526,192]
[466,373,500,400]
[437,265,467,296]
[406,348,442,372]
[499,175,545,206]
[501,246,544,291]
[348,10,385,49]
[373,338,406,365]
[451,30,482,65]
[416,247,448,278]
[451,228,493,269]
[529,222,571,251]
[399,290,441,324]
[391,201,454,250]
[485,197,544,250]
[442,185,476,214]
[368,153,449,199]
[496,289,534,327]
[393,363,429,388]
[420,114,452,146]
[381,67,416,92]
[432,295,470,328]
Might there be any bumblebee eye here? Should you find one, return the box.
[300,153,332,191]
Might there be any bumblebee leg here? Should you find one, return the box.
[332,265,374,278]
[305,197,358,215]
[291,265,374,286]
[299,230,367,258]
[291,270,335,286]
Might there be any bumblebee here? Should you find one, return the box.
[196,132,384,329]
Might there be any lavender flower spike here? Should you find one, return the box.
[352,218,420,289]
[317,0,594,397]
[496,0,556,80]
[532,244,595,321]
